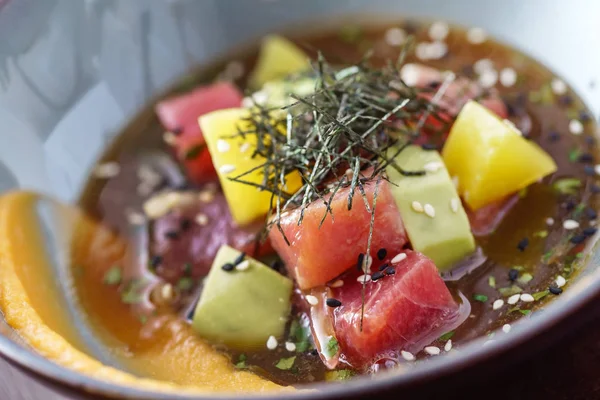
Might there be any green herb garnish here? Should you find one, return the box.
[568,148,581,162]
[289,319,312,353]
[275,356,296,370]
[184,144,204,160]
[518,187,528,198]
[573,203,586,218]
[498,285,523,296]
[532,290,550,301]
[325,369,356,381]
[103,266,122,286]
[542,250,554,264]
[519,309,532,316]
[138,315,148,325]
[326,336,339,357]
[177,277,194,291]
[473,294,488,303]
[553,178,582,195]
[120,280,145,304]
[439,331,455,341]
[533,230,548,238]
[517,273,534,284]
[235,354,248,369]
[488,276,496,288]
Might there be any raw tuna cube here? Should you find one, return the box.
[323,250,468,368]
[155,82,243,184]
[269,178,408,290]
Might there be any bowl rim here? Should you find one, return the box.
[1,11,600,400]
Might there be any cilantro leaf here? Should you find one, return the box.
[473,294,488,302]
[103,266,122,285]
[274,356,296,370]
[325,369,356,381]
[439,331,455,341]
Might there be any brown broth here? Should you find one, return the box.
[76,19,598,386]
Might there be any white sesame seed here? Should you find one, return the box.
[384,27,407,47]
[411,201,424,213]
[500,68,517,87]
[546,217,555,226]
[401,350,415,361]
[507,294,520,305]
[478,68,498,89]
[126,210,146,225]
[195,213,209,226]
[424,203,436,218]
[163,131,177,146]
[143,191,182,219]
[551,78,567,95]
[266,335,278,350]
[137,182,154,197]
[251,90,268,106]
[450,198,460,213]
[466,27,487,44]
[161,283,174,301]
[474,58,494,74]
[423,161,443,173]
[520,293,535,303]
[357,274,372,284]
[285,342,296,352]
[502,324,511,333]
[595,164,600,176]
[235,260,250,271]
[424,346,441,356]
[569,119,584,135]
[451,176,459,189]
[444,340,453,352]
[556,275,566,288]
[400,63,421,86]
[492,299,504,310]
[415,42,431,60]
[198,190,215,203]
[391,253,407,264]
[216,139,230,153]
[426,41,448,60]
[241,97,254,108]
[239,142,251,153]
[330,279,344,288]
[428,21,449,41]
[306,295,319,306]
[219,164,236,174]
[563,219,580,230]
[590,219,597,226]
[94,162,120,179]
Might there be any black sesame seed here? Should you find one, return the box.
[570,234,587,244]
[428,80,441,89]
[583,227,598,237]
[310,349,319,356]
[233,252,246,266]
[356,253,365,271]
[326,298,342,308]
[221,263,234,272]
[549,286,563,295]
[172,127,183,135]
[585,208,598,219]
[378,263,389,272]
[565,200,576,211]
[183,262,192,276]
[270,260,283,271]
[180,218,192,231]
[578,153,594,163]
[150,255,163,268]
[164,231,180,240]
[585,136,596,146]
[591,185,600,194]
[385,266,396,275]
[377,248,388,261]
[580,111,592,123]
[517,238,529,252]
[547,131,561,142]
[421,143,439,151]
[558,95,573,106]
[584,165,595,176]
[508,269,519,281]
[371,271,385,281]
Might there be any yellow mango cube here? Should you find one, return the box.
[200,108,303,226]
[248,35,311,88]
[442,100,557,210]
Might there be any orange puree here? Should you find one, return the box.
[0,191,289,394]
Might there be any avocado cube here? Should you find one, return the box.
[387,145,475,270]
[192,245,293,350]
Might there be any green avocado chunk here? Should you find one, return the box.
[387,145,475,270]
[192,245,293,350]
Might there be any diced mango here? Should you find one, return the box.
[442,101,557,210]
[387,145,475,270]
[248,35,311,88]
[200,108,303,226]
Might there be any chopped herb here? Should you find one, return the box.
[275,356,296,370]
[488,276,496,288]
[532,290,550,301]
[473,294,488,303]
[517,273,534,284]
[498,285,523,296]
[289,319,312,353]
[326,336,339,357]
[183,263,192,276]
[138,315,148,325]
[439,331,455,341]
[573,203,586,218]
[103,266,122,286]
[235,354,248,369]
[184,144,204,160]
[518,187,528,198]
[177,277,194,291]
[325,369,356,381]
[533,230,548,238]
[568,148,581,162]
[507,306,521,314]
[542,250,554,263]
[121,280,145,304]
[519,309,532,316]
[576,252,585,259]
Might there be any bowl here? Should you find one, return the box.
[0,0,599,399]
